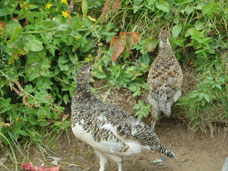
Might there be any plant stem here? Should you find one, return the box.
[103,87,112,102]
[22,28,56,34]
[0,133,18,171]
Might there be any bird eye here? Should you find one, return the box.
[89,68,93,72]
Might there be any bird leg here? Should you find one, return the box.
[150,106,161,130]
[105,154,123,171]
[117,160,123,171]
[94,150,107,171]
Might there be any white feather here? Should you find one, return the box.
[72,123,152,157]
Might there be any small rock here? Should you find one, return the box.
[40,163,45,167]
[222,157,228,171]
[151,157,165,164]
[180,151,186,155]
[49,156,62,166]
[180,158,189,163]
[68,164,74,167]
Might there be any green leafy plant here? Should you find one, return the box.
[178,60,227,130]
[133,100,151,120]
[0,0,102,161]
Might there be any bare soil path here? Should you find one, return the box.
[53,118,228,171]
[1,86,228,171]
[18,117,227,171]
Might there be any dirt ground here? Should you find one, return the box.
[1,78,228,171]
[12,118,227,171]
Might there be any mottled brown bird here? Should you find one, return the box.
[71,64,175,171]
[147,30,183,129]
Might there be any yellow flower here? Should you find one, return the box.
[62,11,69,17]
[45,3,52,9]
[75,37,79,40]
[61,0,68,5]
[56,8,59,12]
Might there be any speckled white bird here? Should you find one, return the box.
[71,64,175,171]
[147,30,183,129]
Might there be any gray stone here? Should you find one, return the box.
[222,157,228,171]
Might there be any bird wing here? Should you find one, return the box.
[148,55,183,104]
[72,108,129,155]
[101,104,174,158]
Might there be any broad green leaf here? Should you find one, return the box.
[8,27,23,43]
[133,5,140,13]
[72,15,83,30]
[145,37,158,52]
[57,24,69,31]
[195,2,206,10]
[0,8,13,17]
[137,54,151,66]
[29,73,40,81]
[63,94,69,104]
[24,35,43,52]
[58,63,69,71]
[202,1,219,16]
[172,24,182,38]
[185,6,194,15]
[27,52,41,64]
[5,20,22,37]
[155,0,170,12]
[105,33,116,43]
[58,55,69,64]
[185,28,202,43]
[27,11,34,23]
[147,0,156,6]
[69,53,78,64]
[37,78,53,90]
[194,21,204,30]
[39,121,50,127]
[17,130,28,136]
[171,38,186,47]
[41,58,50,70]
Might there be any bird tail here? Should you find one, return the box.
[152,142,175,158]
[161,103,172,116]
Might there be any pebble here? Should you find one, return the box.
[222,157,228,171]
[40,163,45,167]
[151,157,165,164]
[179,158,189,163]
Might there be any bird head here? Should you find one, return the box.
[76,64,94,85]
[158,30,171,48]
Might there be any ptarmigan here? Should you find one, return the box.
[147,29,183,129]
[71,64,175,171]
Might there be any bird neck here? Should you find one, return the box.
[159,39,171,50]
[73,82,94,101]
[158,40,174,58]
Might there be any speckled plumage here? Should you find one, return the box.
[147,30,183,129]
[71,64,175,171]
